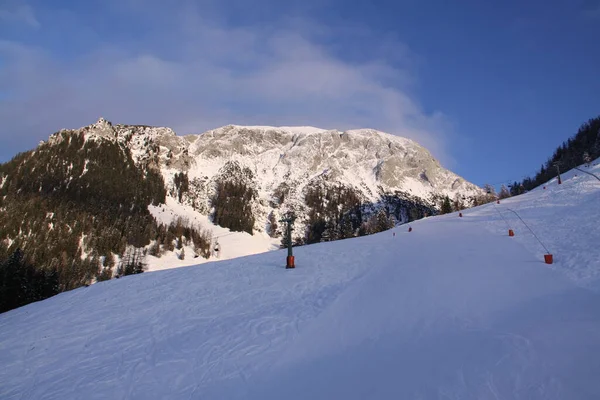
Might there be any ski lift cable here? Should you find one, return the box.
[573,166,600,182]
[503,208,551,254]
[477,172,540,188]
[492,202,512,230]
[476,168,544,188]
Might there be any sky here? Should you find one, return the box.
[1,0,599,187]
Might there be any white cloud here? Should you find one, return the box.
[0,4,457,166]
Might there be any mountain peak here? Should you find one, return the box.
[204,125,421,150]
[82,117,116,140]
[42,119,481,208]
[95,117,111,126]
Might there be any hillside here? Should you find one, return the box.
[1,161,599,399]
[0,118,486,301]
[48,119,484,239]
[145,197,280,271]
[515,116,600,192]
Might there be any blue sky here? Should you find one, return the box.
[1,0,599,187]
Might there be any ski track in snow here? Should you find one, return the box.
[1,162,600,399]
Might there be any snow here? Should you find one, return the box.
[81,159,89,176]
[50,120,484,252]
[345,127,419,148]
[478,161,600,288]
[229,125,328,135]
[175,123,482,245]
[1,162,600,399]
[147,197,280,271]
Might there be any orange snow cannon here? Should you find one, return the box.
[286,255,295,269]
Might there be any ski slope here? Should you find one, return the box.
[479,161,600,289]
[1,163,600,399]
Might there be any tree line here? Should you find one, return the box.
[210,162,257,234]
[513,116,600,192]
[0,132,210,313]
[275,182,439,247]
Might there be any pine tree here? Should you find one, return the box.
[375,209,393,232]
[96,266,113,282]
[0,248,59,313]
[267,212,278,238]
[409,207,420,222]
[320,223,332,242]
[0,248,24,312]
[594,129,600,158]
[441,196,452,214]
[173,172,189,202]
[583,151,592,166]
[339,216,354,239]
[453,194,464,211]
[149,238,162,257]
[132,249,145,274]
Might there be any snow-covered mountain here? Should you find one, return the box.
[1,117,486,285]
[1,159,599,399]
[48,118,483,235]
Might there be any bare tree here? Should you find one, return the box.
[498,185,511,199]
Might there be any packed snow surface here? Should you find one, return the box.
[1,162,600,399]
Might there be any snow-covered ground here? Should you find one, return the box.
[147,198,280,271]
[478,161,600,288]
[1,162,600,399]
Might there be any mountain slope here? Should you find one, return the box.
[48,119,484,238]
[184,124,480,200]
[0,131,168,292]
[0,118,485,276]
[145,197,281,271]
[1,160,599,399]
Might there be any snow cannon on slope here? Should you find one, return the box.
[279,212,297,269]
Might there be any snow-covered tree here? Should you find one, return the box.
[267,211,278,238]
[375,209,393,232]
[583,151,592,167]
[441,196,452,214]
[483,184,497,202]
[453,194,464,211]
[498,185,511,199]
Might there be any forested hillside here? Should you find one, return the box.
[511,116,600,193]
[0,118,494,313]
[0,132,209,313]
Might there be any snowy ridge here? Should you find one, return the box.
[50,119,482,204]
[41,119,485,270]
[1,159,599,399]
[228,125,328,135]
